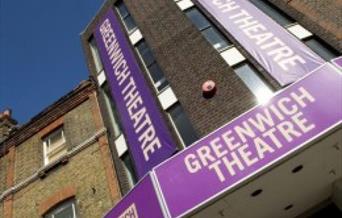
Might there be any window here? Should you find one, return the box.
[250,0,341,60]
[116,0,137,32]
[168,103,198,147]
[135,40,169,91]
[44,199,77,218]
[233,63,273,104]
[304,37,340,61]
[121,152,137,188]
[89,37,103,74]
[185,8,231,51]
[43,127,67,165]
[103,84,122,138]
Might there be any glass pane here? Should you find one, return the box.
[103,85,122,138]
[305,38,340,61]
[123,15,137,32]
[89,38,103,73]
[234,64,273,104]
[169,104,198,146]
[250,0,294,26]
[136,41,155,67]
[122,152,137,187]
[186,8,211,30]
[148,63,169,91]
[116,1,129,18]
[54,204,74,218]
[155,77,169,91]
[202,27,230,51]
[148,62,164,83]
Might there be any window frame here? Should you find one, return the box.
[184,7,232,52]
[88,37,104,74]
[43,127,67,165]
[134,40,170,93]
[233,62,274,104]
[166,103,198,148]
[115,0,138,33]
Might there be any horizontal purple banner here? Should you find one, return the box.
[94,9,177,178]
[104,175,164,218]
[155,64,341,217]
[332,56,342,69]
[197,0,325,86]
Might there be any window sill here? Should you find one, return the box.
[39,156,70,179]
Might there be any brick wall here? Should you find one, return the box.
[0,83,121,218]
[12,142,118,218]
[269,0,342,51]
[0,155,8,193]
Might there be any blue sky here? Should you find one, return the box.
[0,0,103,124]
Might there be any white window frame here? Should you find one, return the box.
[43,127,67,165]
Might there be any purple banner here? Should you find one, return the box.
[332,56,342,69]
[197,0,325,86]
[155,63,341,217]
[94,9,176,178]
[104,175,164,218]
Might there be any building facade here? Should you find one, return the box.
[81,0,342,217]
[0,80,121,218]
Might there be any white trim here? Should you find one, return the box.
[176,0,194,11]
[97,70,106,86]
[287,24,313,40]
[158,87,178,110]
[129,29,143,45]
[115,134,128,157]
[220,47,246,67]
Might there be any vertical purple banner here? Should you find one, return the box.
[197,0,325,86]
[94,9,176,178]
[155,64,341,217]
[104,175,164,218]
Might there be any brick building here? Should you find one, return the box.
[77,0,342,217]
[0,80,121,218]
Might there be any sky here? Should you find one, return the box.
[0,0,104,124]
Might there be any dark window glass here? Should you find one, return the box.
[137,41,155,67]
[250,0,294,26]
[202,27,230,51]
[186,8,210,30]
[135,40,169,91]
[123,16,137,32]
[44,199,76,218]
[116,0,137,32]
[155,77,169,91]
[168,104,198,146]
[185,7,231,51]
[117,2,129,18]
[148,62,164,84]
[103,84,122,138]
[233,63,273,104]
[122,152,137,186]
[304,37,340,61]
